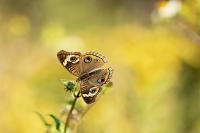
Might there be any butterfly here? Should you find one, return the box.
[57,50,113,104]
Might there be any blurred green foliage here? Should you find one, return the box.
[0,0,200,133]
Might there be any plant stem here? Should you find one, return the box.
[64,91,80,133]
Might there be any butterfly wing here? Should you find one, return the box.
[80,80,102,104]
[57,50,82,77]
[88,67,113,86]
[80,51,107,74]
[80,67,113,104]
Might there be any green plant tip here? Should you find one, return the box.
[64,81,76,92]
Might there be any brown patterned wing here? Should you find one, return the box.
[80,80,102,104]
[87,67,113,87]
[80,51,107,74]
[57,50,82,77]
[80,67,113,104]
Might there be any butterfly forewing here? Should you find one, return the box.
[80,52,107,74]
[57,50,82,77]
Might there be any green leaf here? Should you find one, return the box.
[49,114,62,132]
[35,112,51,127]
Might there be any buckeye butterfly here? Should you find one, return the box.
[57,50,113,104]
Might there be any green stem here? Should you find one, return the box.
[64,91,80,133]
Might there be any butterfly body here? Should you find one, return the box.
[57,50,113,104]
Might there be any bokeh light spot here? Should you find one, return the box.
[8,15,31,36]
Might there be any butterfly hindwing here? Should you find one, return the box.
[57,50,82,77]
[87,68,113,87]
[80,68,113,104]
[80,80,101,104]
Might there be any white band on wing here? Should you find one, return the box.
[63,58,68,66]
[63,55,79,66]
[82,91,98,97]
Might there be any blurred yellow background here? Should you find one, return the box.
[1,0,200,133]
